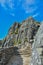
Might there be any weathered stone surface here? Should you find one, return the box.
[0,40,2,47]
[2,17,40,47]
[30,22,43,65]
[0,47,15,65]
[7,44,31,65]
[0,17,40,65]
[0,43,31,65]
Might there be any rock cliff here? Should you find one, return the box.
[0,17,40,65]
[30,22,43,65]
[2,17,40,47]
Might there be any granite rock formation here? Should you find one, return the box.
[30,22,43,65]
[0,17,40,65]
[2,17,40,47]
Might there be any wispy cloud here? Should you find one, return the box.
[22,0,39,13]
[0,0,38,14]
[23,0,35,5]
[0,0,40,17]
[32,13,39,18]
[0,0,15,9]
[0,0,5,7]
[0,0,15,16]
[7,0,15,9]
[24,6,37,13]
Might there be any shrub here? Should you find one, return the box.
[14,28,18,34]
[18,39,21,44]
[24,37,28,42]
[13,39,21,46]
[13,39,17,45]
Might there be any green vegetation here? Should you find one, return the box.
[11,32,14,34]
[13,39,21,46]
[14,28,18,34]
[24,37,28,42]
[18,39,21,44]
[10,28,18,35]
[13,39,17,45]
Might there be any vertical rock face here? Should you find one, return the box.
[30,22,43,65]
[2,17,40,47]
[0,40,2,47]
[0,17,40,65]
[8,22,20,35]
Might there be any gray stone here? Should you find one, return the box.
[30,22,43,65]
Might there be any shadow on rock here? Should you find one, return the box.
[6,47,23,65]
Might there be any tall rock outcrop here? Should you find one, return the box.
[2,17,40,47]
[0,17,40,65]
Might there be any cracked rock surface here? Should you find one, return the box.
[30,22,43,65]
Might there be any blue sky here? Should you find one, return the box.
[0,0,43,39]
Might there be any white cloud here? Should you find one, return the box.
[25,7,37,13]
[0,0,15,9]
[0,0,15,15]
[32,13,39,18]
[0,0,5,7]
[0,0,40,17]
[22,0,39,13]
[24,0,35,5]
[7,0,15,9]
[0,0,5,4]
